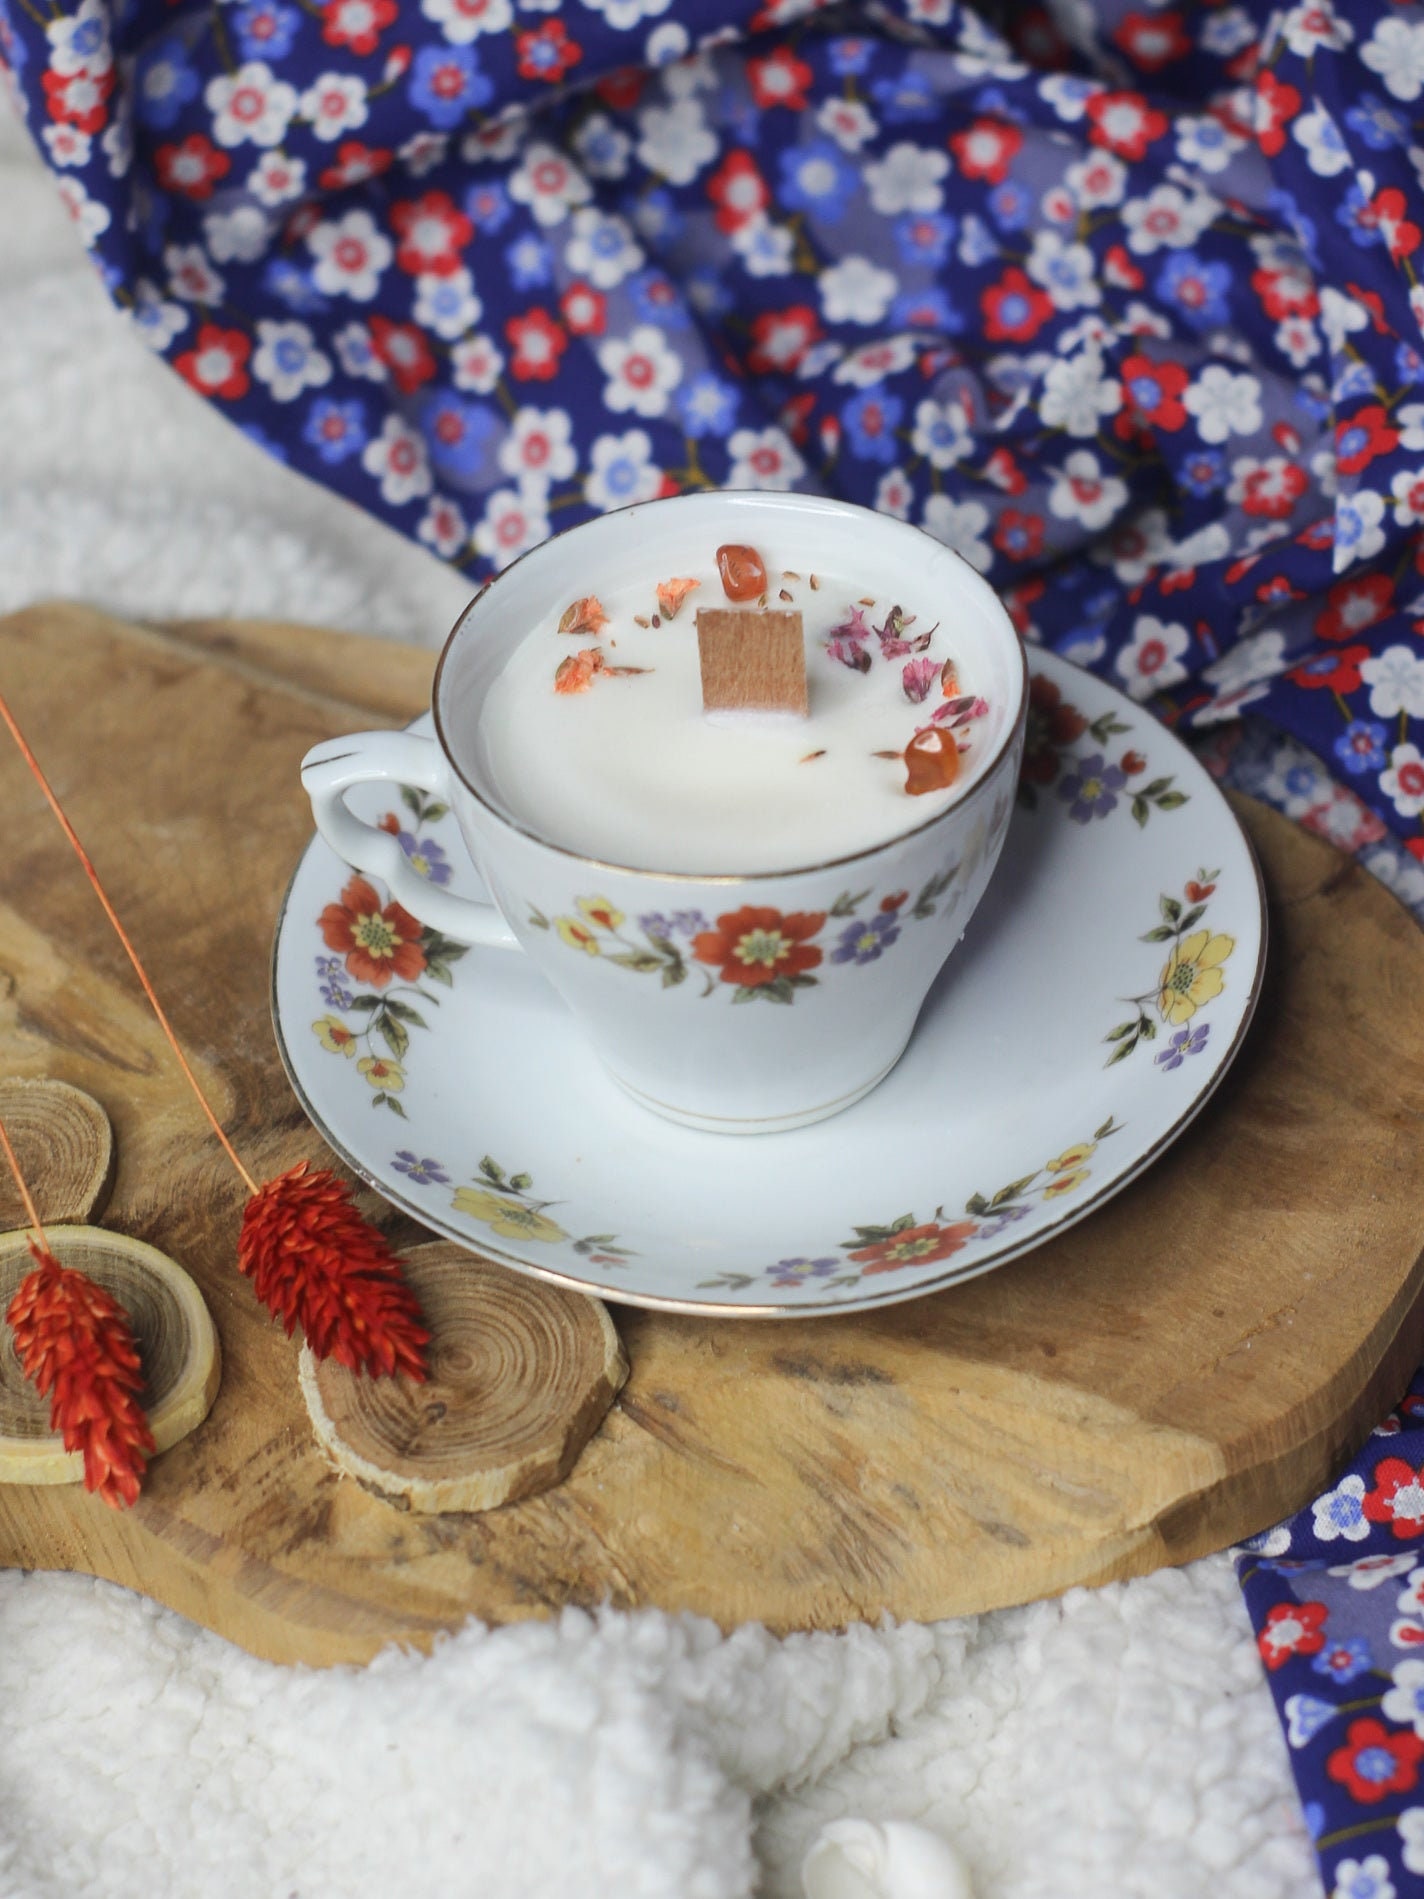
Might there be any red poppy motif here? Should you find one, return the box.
[949,118,1022,184]
[747,46,812,111]
[175,325,251,401]
[505,307,568,381]
[1316,573,1394,643]
[368,316,437,394]
[1364,1458,1424,1539]
[1120,353,1189,432]
[515,19,583,83]
[560,282,606,336]
[317,140,393,191]
[390,191,473,277]
[1287,644,1371,694]
[1327,1719,1424,1804]
[692,906,826,989]
[849,1222,979,1276]
[321,0,396,55]
[319,875,426,988]
[1257,1600,1328,1670]
[1084,90,1169,160]
[981,267,1054,343]
[747,304,821,375]
[1254,71,1301,157]
[706,150,769,233]
[1111,9,1190,70]
[155,134,231,201]
[1334,404,1399,478]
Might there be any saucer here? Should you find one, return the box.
[271,650,1265,1317]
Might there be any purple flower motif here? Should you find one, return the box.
[902,658,937,703]
[974,1204,1033,1240]
[638,910,709,940]
[670,909,711,938]
[767,1256,840,1287]
[831,911,902,965]
[1155,1023,1211,1069]
[396,832,452,886]
[391,1151,449,1185]
[1057,752,1126,823]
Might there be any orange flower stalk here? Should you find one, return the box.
[0,1116,155,1508]
[0,688,429,1383]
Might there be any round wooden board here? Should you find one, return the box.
[0,605,1422,1667]
[299,1244,627,1513]
[0,1225,221,1484]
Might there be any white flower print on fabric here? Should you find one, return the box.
[473,482,550,567]
[361,416,433,506]
[864,142,948,215]
[498,406,577,485]
[420,0,511,42]
[726,426,804,490]
[584,428,661,511]
[1312,1472,1371,1543]
[1362,16,1424,102]
[596,325,681,417]
[1039,349,1121,436]
[1047,449,1127,529]
[307,210,392,301]
[564,207,644,288]
[922,494,992,571]
[417,495,468,559]
[252,319,332,402]
[911,398,974,470]
[635,99,716,185]
[1183,366,1264,444]
[818,256,897,325]
[299,72,368,143]
[1115,615,1190,700]
[508,143,592,228]
[205,62,299,150]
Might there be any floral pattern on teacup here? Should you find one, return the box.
[307,788,468,1116]
[1103,872,1236,1068]
[532,862,962,1006]
[450,1157,634,1268]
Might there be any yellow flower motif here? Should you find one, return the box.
[452,1187,568,1244]
[576,895,624,932]
[556,916,602,954]
[1158,930,1235,1027]
[1042,1168,1090,1199]
[357,1055,405,1092]
[1046,1141,1096,1173]
[312,1014,358,1057]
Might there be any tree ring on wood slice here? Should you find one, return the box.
[0,1079,115,1230]
[0,1225,221,1486]
[298,1241,628,1514]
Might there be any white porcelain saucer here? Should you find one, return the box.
[271,650,1265,1317]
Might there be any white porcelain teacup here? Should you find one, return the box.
[301,492,1027,1133]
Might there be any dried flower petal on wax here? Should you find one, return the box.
[903,728,960,796]
[940,659,960,698]
[5,1242,155,1508]
[931,694,990,728]
[715,544,767,602]
[655,577,699,619]
[554,648,606,694]
[827,638,872,674]
[902,658,938,704]
[238,1162,429,1380]
[558,596,609,637]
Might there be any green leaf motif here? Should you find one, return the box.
[965,1192,991,1217]
[424,802,449,824]
[1143,777,1173,799]
[528,908,551,930]
[1160,894,1182,924]
[1105,1021,1137,1042]
[479,1156,506,1186]
[400,787,421,817]
[1178,904,1205,932]
[1094,1116,1121,1141]
[661,962,687,989]
[1140,925,1175,943]
[384,998,427,1028]
[1106,1034,1139,1067]
[830,888,871,918]
[509,1173,532,1191]
[1131,796,1149,828]
[609,950,666,973]
[1155,790,1188,810]
[425,962,454,988]
[379,1013,409,1061]
[990,1174,1038,1208]
[348,994,381,1012]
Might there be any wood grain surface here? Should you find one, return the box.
[0,1077,114,1228]
[299,1242,628,1514]
[0,1225,221,1484]
[0,599,1422,1666]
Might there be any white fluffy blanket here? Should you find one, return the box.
[0,85,1320,1899]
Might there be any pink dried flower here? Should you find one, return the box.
[827,638,872,673]
[901,658,938,703]
[930,694,990,727]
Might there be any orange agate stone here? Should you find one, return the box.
[716,543,767,602]
[903,727,960,795]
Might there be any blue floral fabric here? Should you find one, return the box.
[6,0,1424,1882]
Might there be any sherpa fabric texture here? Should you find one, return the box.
[0,81,1320,1899]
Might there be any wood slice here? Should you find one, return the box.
[299,1242,627,1513]
[0,1226,221,1486]
[0,1079,114,1229]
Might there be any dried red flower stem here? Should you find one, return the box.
[0,687,258,1196]
[0,686,429,1380]
[0,1112,155,1507]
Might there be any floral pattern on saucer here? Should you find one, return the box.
[1019,672,1188,828]
[700,1119,1121,1295]
[1104,872,1236,1069]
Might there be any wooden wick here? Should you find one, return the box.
[0,690,258,1196]
[696,608,808,716]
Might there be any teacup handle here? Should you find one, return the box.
[300,731,519,950]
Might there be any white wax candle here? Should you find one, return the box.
[474,543,1002,875]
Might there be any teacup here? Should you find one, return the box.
[301,491,1027,1133]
